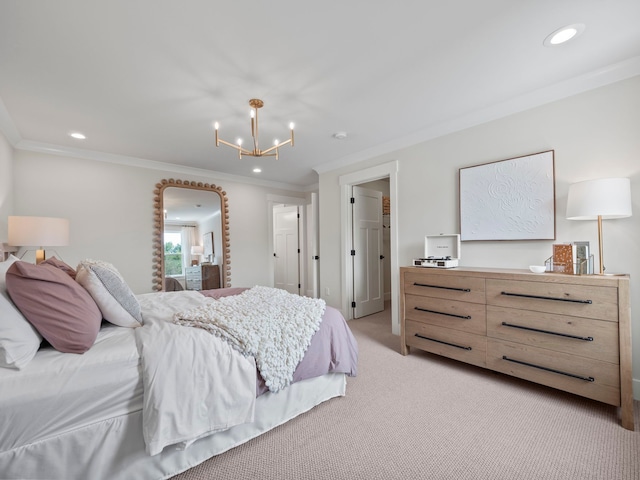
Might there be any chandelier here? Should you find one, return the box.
[214,99,294,159]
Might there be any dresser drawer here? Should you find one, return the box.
[405,321,486,367]
[487,305,619,364]
[405,294,486,335]
[487,339,620,406]
[403,272,485,304]
[486,279,618,322]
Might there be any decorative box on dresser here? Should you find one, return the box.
[184,264,221,290]
[400,266,634,430]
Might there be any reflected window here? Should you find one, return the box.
[164,230,184,276]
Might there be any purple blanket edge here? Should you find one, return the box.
[199,287,358,396]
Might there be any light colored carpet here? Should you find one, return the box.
[173,304,640,480]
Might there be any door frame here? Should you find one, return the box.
[338,161,399,335]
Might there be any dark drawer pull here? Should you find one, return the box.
[501,322,593,341]
[500,291,592,304]
[414,282,470,292]
[502,356,595,382]
[415,307,471,320]
[415,334,472,350]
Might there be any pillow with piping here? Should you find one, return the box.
[76,259,142,328]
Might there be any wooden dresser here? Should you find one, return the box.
[400,266,634,430]
[185,264,221,291]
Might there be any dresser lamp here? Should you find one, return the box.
[7,216,70,264]
[190,245,204,265]
[566,178,632,275]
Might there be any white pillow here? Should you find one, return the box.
[0,255,42,369]
[76,259,142,328]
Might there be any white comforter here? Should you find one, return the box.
[136,291,257,456]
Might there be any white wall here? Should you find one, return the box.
[318,75,640,395]
[11,150,305,293]
[0,130,13,243]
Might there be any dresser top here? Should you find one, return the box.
[400,266,629,287]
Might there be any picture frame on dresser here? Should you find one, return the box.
[459,150,556,241]
[203,231,214,260]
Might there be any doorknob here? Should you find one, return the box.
[313,255,319,260]
[380,255,385,260]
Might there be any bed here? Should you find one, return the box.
[0,256,358,480]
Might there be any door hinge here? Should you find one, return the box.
[297,213,300,218]
[298,248,301,253]
[351,250,356,256]
[298,283,301,289]
[350,197,355,204]
[351,301,356,308]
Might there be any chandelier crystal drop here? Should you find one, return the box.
[214,99,294,159]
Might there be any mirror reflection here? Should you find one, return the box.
[153,179,230,291]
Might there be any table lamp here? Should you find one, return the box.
[8,216,70,264]
[190,245,204,265]
[566,178,632,274]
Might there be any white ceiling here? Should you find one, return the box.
[1,1,639,189]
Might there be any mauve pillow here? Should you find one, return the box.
[41,256,77,279]
[5,261,102,354]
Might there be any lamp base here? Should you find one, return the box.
[35,249,45,265]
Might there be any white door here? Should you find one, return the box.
[352,185,384,318]
[274,205,300,294]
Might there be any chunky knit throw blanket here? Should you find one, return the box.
[173,286,326,393]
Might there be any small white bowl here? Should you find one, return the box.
[529,265,546,274]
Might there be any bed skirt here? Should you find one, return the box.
[0,373,347,480]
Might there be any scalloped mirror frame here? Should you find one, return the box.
[153,179,231,291]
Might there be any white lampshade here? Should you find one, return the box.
[566,178,632,220]
[566,177,632,275]
[191,245,204,255]
[8,216,69,264]
[8,216,70,247]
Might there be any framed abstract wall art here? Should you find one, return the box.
[459,150,556,241]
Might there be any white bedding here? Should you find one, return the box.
[0,289,352,479]
[136,291,257,455]
[0,323,141,452]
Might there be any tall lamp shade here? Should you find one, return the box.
[566,178,632,274]
[8,216,70,264]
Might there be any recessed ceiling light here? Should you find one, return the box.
[543,24,585,47]
[333,132,348,140]
[69,132,86,140]
[253,167,262,173]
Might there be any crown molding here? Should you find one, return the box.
[13,139,309,192]
[0,98,22,146]
[314,56,640,175]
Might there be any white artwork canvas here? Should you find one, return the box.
[459,151,555,241]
